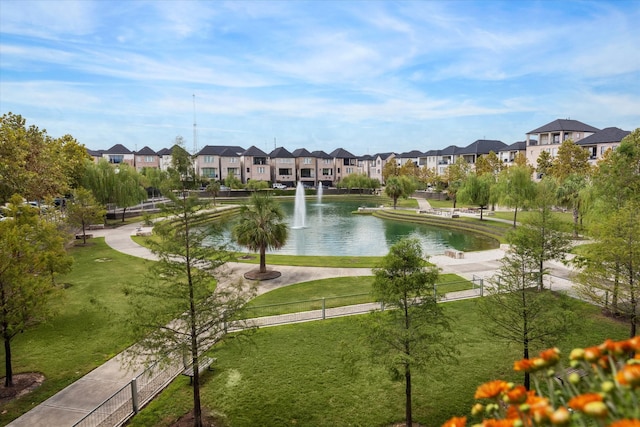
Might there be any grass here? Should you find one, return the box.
[0,238,152,425]
[129,297,628,427]
[241,274,473,317]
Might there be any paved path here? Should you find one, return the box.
[8,209,577,426]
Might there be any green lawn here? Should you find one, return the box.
[0,238,152,424]
[129,297,628,427]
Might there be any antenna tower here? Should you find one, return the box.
[192,94,198,154]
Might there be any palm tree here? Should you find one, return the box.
[233,192,288,277]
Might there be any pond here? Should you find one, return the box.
[218,200,497,257]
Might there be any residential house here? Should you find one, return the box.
[196,145,245,180]
[242,146,270,183]
[421,149,440,173]
[219,147,243,183]
[156,147,173,171]
[330,148,358,185]
[292,148,318,187]
[436,145,458,175]
[102,144,134,167]
[499,141,528,164]
[313,150,334,187]
[455,140,507,165]
[370,152,395,184]
[134,146,159,171]
[357,154,375,179]
[525,119,599,168]
[270,147,296,186]
[395,150,424,167]
[576,127,631,165]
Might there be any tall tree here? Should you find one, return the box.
[382,160,400,183]
[233,192,289,276]
[113,163,147,221]
[205,181,221,206]
[0,195,72,387]
[479,244,575,390]
[549,139,591,182]
[507,178,570,291]
[457,173,492,220]
[444,157,471,208]
[168,137,197,190]
[556,173,589,237]
[127,190,254,427]
[574,201,640,337]
[66,187,107,244]
[493,165,536,227]
[535,150,553,179]
[368,238,458,427]
[475,151,503,177]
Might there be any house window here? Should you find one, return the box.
[322,168,332,176]
[109,155,124,164]
[247,167,250,173]
[253,157,267,165]
[228,167,239,176]
[204,155,215,163]
[301,169,313,178]
[304,158,312,164]
[228,157,237,163]
[201,168,217,178]
[279,158,293,164]
[257,167,265,174]
[324,159,331,164]
[278,168,292,175]
[346,167,353,174]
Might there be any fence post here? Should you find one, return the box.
[322,298,326,320]
[131,377,139,414]
[380,301,385,311]
[480,278,484,297]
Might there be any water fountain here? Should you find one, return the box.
[316,182,323,204]
[292,181,306,229]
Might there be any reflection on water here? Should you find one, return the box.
[215,200,497,256]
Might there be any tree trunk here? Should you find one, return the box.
[82,220,87,245]
[122,207,127,222]
[405,366,412,427]
[259,245,267,273]
[4,332,12,387]
[480,206,484,221]
[513,206,518,228]
[572,207,579,238]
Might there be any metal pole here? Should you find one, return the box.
[322,298,326,320]
[131,377,139,414]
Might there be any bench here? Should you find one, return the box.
[88,224,105,230]
[182,356,216,384]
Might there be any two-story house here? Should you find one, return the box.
[370,152,395,184]
[292,148,318,187]
[218,147,243,183]
[134,146,160,171]
[156,147,173,171]
[437,145,459,175]
[330,148,358,185]
[313,150,334,187]
[102,144,135,167]
[196,145,245,180]
[455,140,507,165]
[270,147,296,186]
[242,146,270,183]
[576,127,631,164]
[499,141,528,164]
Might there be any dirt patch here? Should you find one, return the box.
[243,269,281,281]
[0,373,45,406]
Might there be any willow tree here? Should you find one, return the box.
[494,165,536,227]
[457,173,492,220]
[233,192,288,278]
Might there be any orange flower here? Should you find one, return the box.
[442,416,467,427]
[475,380,510,399]
[505,385,528,404]
[601,338,631,356]
[628,336,640,351]
[584,346,601,362]
[616,363,640,387]
[609,419,640,427]
[513,358,536,372]
[482,419,515,427]
[597,355,613,372]
[583,401,608,418]
[568,393,603,411]
[540,347,561,364]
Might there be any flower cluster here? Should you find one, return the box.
[443,337,640,427]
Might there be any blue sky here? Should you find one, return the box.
[1,0,638,156]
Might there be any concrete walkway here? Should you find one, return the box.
[8,211,577,426]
